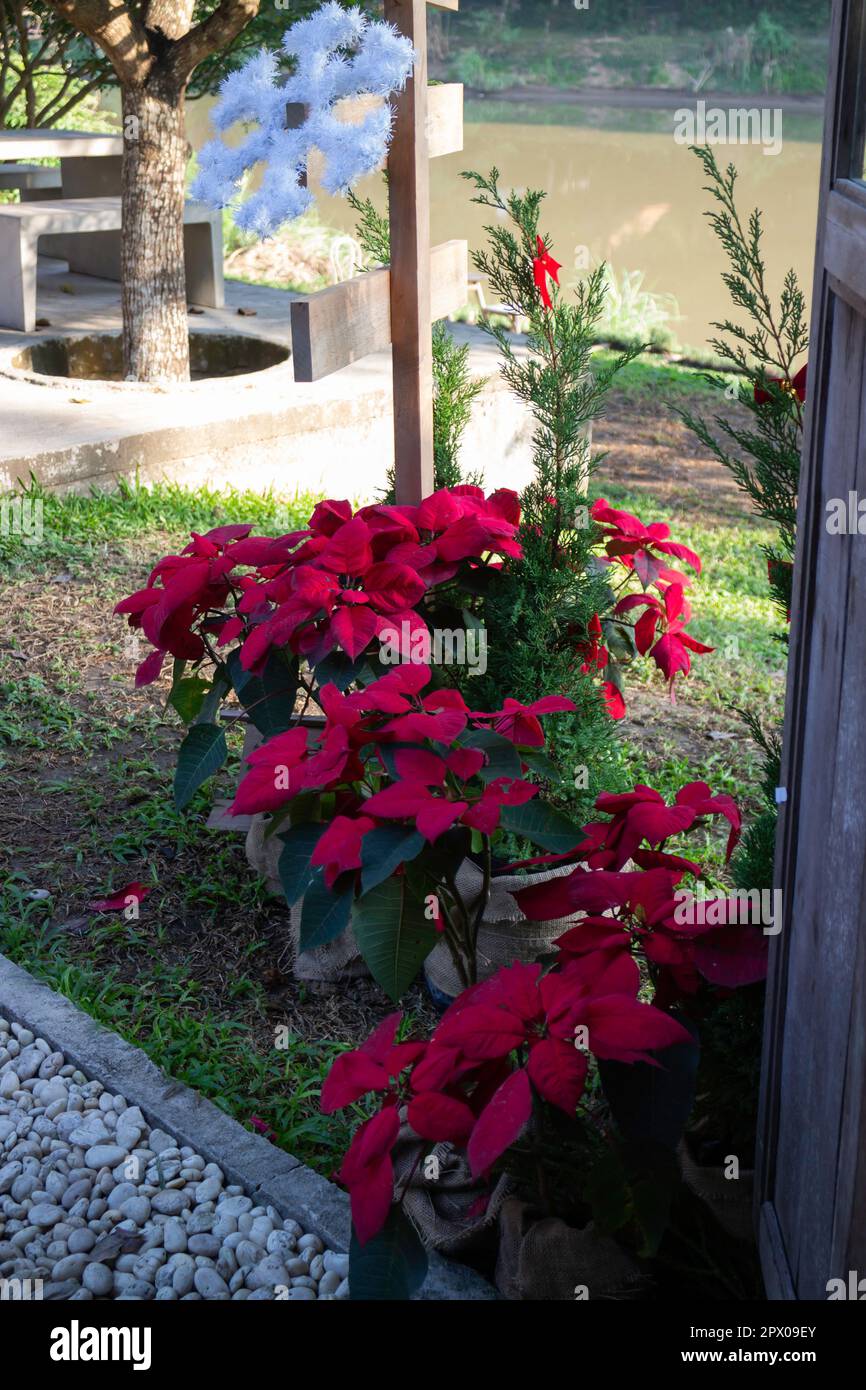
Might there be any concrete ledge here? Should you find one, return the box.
[0,953,497,1300]
[0,266,533,500]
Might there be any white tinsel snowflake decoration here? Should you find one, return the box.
[191,2,416,238]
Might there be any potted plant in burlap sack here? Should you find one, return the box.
[225,659,585,1000]
[320,778,770,1299]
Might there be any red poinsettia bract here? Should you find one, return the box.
[322,955,692,1244]
[229,665,574,878]
[115,488,523,685]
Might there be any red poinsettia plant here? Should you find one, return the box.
[115,487,716,995]
[323,953,690,1247]
[323,772,766,1290]
[228,659,576,995]
[510,778,767,1005]
[117,485,522,690]
[116,489,712,761]
[586,498,713,711]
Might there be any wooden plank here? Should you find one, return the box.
[426,83,463,159]
[290,239,467,381]
[427,0,459,9]
[773,300,865,1298]
[385,0,434,504]
[316,85,462,161]
[755,0,855,1301]
[825,191,866,305]
[758,1203,796,1301]
[826,344,866,1290]
[429,239,468,320]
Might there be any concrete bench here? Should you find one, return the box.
[0,163,62,199]
[0,196,223,332]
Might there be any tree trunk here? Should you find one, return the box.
[121,79,190,383]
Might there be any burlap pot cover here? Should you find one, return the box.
[424,857,587,999]
[392,1122,513,1259]
[678,1139,755,1244]
[245,814,368,984]
[494,1198,645,1301]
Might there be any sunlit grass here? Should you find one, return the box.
[0,476,321,578]
[595,480,786,713]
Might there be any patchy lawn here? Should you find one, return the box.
[0,359,784,1173]
[0,483,436,1176]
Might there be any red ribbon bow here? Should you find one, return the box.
[532,234,562,311]
[754,362,807,406]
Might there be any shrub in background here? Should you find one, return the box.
[674,145,806,1159]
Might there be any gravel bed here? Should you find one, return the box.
[0,1015,349,1301]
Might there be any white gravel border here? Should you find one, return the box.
[0,1013,349,1300]
[0,954,496,1301]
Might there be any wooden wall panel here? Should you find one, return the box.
[762,294,866,1298]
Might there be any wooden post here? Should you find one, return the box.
[385,0,434,504]
[287,5,466,498]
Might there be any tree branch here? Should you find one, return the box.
[38,70,109,126]
[144,0,196,41]
[41,0,152,85]
[168,0,258,85]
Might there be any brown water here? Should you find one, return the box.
[186,99,823,354]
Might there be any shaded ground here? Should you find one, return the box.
[595,378,748,522]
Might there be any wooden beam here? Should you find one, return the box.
[327,84,463,161]
[426,83,463,159]
[290,240,467,382]
[384,0,434,504]
[288,85,462,171]
[427,0,459,10]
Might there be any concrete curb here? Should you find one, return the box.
[0,953,497,1300]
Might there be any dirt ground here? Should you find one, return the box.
[595,382,748,520]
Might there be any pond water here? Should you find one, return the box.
[186,98,823,355]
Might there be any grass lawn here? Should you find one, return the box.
[1,483,362,1176]
[0,357,785,1175]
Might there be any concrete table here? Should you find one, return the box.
[0,198,224,331]
[0,129,123,196]
[0,130,123,271]
[0,130,222,306]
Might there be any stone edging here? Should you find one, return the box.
[0,954,496,1300]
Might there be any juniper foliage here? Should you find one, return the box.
[677,147,805,625]
[461,168,643,813]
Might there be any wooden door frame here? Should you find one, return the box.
[756,0,866,1299]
